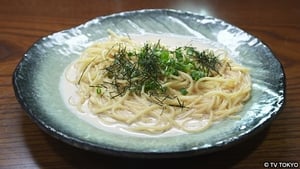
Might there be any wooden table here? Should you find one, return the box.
[1,0,299,168]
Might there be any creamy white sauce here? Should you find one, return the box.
[59,33,223,137]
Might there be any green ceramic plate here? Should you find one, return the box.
[13,9,285,158]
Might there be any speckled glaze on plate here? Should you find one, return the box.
[13,9,285,158]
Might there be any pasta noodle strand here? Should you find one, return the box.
[66,33,252,134]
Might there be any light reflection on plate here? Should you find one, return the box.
[13,9,285,158]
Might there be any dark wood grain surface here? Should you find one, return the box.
[1,0,299,168]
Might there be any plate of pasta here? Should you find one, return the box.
[13,9,285,157]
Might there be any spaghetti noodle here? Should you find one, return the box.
[65,32,251,134]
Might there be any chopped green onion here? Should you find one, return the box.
[103,41,222,98]
[96,87,102,94]
[179,88,188,95]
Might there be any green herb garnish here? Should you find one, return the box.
[102,41,221,99]
[179,88,188,95]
